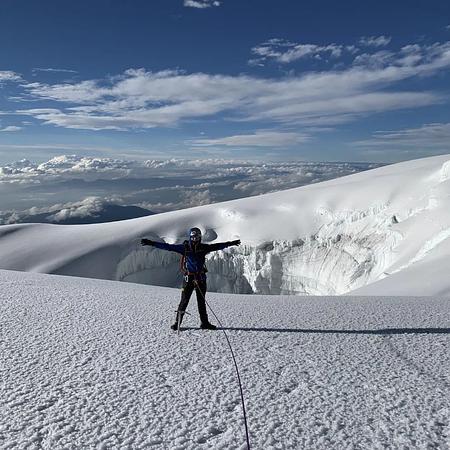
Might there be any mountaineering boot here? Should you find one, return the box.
[200,322,217,330]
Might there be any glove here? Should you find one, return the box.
[230,239,241,246]
[141,238,154,246]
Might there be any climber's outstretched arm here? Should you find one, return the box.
[141,239,185,254]
[205,240,241,253]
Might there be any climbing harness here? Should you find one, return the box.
[179,240,208,278]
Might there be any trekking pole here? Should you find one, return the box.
[194,280,251,450]
[175,310,190,335]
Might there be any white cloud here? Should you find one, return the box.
[250,39,344,65]
[181,189,211,207]
[37,154,132,173]
[48,197,113,222]
[3,40,449,131]
[32,68,78,74]
[0,196,128,224]
[250,36,392,66]
[358,35,392,47]
[353,50,395,68]
[232,162,381,195]
[184,0,220,8]
[353,123,450,150]
[23,81,107,103]
[0,126,22,132]
[0,155,133,178]
[0,143,154,161]
[191,131,311,147]
[244,92,438,125]
[0,71,22,82]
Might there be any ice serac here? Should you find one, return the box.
[116,203,401,295]
[0,154,449,296]
[208,220,400,296]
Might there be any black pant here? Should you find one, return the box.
[177,275,209,324]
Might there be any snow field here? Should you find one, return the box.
[1,269,449,449]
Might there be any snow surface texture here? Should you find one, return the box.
[0,155,449,296]
[1,269,449,449]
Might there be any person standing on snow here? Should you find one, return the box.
[141,227,240,331]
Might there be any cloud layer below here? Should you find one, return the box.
[0,155,382,223]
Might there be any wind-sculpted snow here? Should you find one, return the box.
[1,269,449,449]
[0,154,449,296]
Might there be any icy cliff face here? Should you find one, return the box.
[208,218,400,295]
[116,204,401,295]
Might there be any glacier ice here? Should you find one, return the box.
[116,204,402,295]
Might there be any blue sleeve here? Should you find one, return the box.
[205,242,231,253]
[151,242,185,254]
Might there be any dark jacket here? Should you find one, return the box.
[151,240,234,275]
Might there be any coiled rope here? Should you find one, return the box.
[194,279,251,450]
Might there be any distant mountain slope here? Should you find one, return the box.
[0,154,449,296]
[16,203,155,225]
[1,269,449,449]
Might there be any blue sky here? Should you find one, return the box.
[0,0,450,163]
